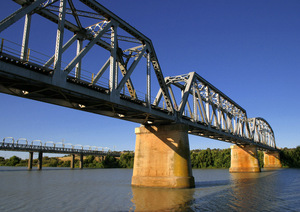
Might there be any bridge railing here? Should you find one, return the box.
[0,36,164,109]
[3,0,174,111]
[0,38,52,68]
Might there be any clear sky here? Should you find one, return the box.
[0,0,299,159]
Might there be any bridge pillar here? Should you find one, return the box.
[37,151,43,170]
[264,151,282,168]
[28,152,33,170]
[132,124,195,188]
[229,145,261,173]
[71,154,75,169]
[79,154,83,169]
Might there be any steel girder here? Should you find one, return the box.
[248,117,276,148]
[6,0,173,111]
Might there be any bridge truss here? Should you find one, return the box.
[0,0,277,151]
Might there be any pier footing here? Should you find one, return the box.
[38,152,43,170]
[28,152,33,170]
[229,145,261,173]
[132,124,194,188]
[264,151,282,168]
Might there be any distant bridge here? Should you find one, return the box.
[1,137,121,170]
[1,137,116,155]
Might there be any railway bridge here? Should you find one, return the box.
[0,137,120,170]
[0,0,281,188]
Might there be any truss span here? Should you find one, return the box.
[154,72,276,150]
[0,0,277,151]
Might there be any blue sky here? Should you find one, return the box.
[0,0,300,158]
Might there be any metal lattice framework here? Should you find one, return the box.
[154,72,276,149]
[0,0,277,151]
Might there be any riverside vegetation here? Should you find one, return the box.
[1,147,300,168]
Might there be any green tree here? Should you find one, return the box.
[16,159,28,167]
[280,146,300,168]
[190,148,231,169]
[49,158,59,167]
[257,151,264,168]
[222,148,231,168]
[0,157,6,166]
[119,152,134,168]
[205,148,213,168]
[190,152,198,168]
[93,160,104,168]
[84,155,95,167]
[102,155,120,168]
[62,160,71,167]
[5,156,21,166]
[293,146,300,168]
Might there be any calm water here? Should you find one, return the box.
[0,167,299,211]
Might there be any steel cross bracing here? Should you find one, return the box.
[154,72,276,150]
[0,0,277,151]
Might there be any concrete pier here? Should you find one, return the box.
[132,124,195,188]
[264,151,282,168]
[71,154,75,169]
[38,152,43,170]
[28,152,33,170]
[79,154,83,169]
[229,145,261,173]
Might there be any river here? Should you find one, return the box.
[0,167,299,211]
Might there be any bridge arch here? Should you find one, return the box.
[31,140,42,146]
[99,147,110,152]
[248,117,276,148]
[55,142,65,148]
[16,138,28,145]
[73,144,83,150]
[44,141,55,147]
[3,137,15,144]
[64,143,73,149]
[83,145,91,150]
[90,146,98,151]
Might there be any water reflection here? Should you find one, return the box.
[1,167,298,211]
[229,171,279,211]
[131,186,195,211]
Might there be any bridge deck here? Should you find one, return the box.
[0,53,277,151]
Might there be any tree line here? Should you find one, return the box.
[0,152,134,168]
[1,147,300,168]
[280,147,300,168]
[190,147,300,168]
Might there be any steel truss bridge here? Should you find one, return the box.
[0,137,121,156]
[0,0,277,151]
